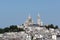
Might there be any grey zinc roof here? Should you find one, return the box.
[28,24,40,27]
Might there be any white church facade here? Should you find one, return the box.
[24,14,43,27]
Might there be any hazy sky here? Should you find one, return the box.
[0,0,60,28]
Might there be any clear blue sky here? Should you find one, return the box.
[0,0,60,28]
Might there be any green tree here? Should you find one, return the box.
[4,27,10,32]
[18,28,25,32]
[10,25,18,29]
[9,25,18,32]
[45,24,57,29]
[0,28,4,33]
[54,25,58,29]
[48,24,54,28]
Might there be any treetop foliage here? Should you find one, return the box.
[0,25,25,34]
[45,24,58,30]
[0,24,59,33]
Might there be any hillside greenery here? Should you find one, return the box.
[0,24,59,33]
[0,25,25,34]
[45,24,58,30]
